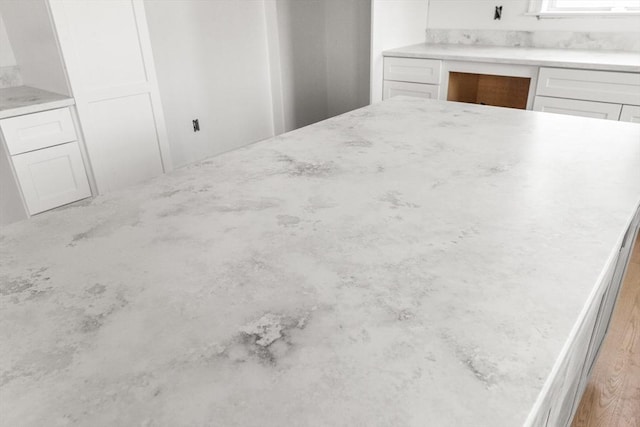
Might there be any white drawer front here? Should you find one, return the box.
[12,141,91,215]
[0,108,77,155]
[620,105,640,123]
[384,57,442,84]
[537,67,640,105]
[533,96,621,121]
[383,81,440,100]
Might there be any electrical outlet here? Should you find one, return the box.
[494,5,503,20]
[192,119,200,132]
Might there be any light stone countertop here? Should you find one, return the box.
[0,85,74,119]
[383,43,640,72]
[1,98,639,426]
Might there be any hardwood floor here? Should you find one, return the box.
[572,235,640,427]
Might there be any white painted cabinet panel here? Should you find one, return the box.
[0,107,77,155]
[619,105,640,123]
[384,57,442,84]
[533,96,622,121]
[12,141,91,214]
[87,93,164,190]
[58,0,148,94]
[49,0,172,193]
[537,67,640,106]
[383,81,439,100]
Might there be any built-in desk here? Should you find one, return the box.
[382,44,640,122]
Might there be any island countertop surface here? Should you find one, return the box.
[1,98,639,426]
[383,43,640,73]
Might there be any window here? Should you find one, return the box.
[529,0,640,16]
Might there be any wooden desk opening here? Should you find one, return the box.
[447,72,530,110]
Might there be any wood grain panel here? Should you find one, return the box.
[572,235,640,427]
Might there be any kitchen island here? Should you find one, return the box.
[1,97,639,426]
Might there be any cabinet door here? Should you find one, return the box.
[12,142,91,214]
[619,105,640,123]
[533,96,622,121]
[383,81,440,100]
[49,0,171,193]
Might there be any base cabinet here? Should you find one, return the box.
[382,57,443,101]
[533,67,640,122]
[0,106,91,221]
[382,57,640,122]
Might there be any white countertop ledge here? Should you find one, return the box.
[1,98,639,426]
[383,43,640,72]
[0,86,74,119]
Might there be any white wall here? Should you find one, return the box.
[0,0,69,95]
[427,0,640,33]
[269,0,371,132]
[325,0,371,118]
[370,0,429,103]
[274,0,329,132]
[144,0,275,168]
[0,13,16,67]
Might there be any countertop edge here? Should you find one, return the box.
[0,97,75,120]
[524,199,640,426]
[382,45,640,73]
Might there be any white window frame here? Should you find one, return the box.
[528,0,640,17]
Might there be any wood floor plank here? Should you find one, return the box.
[572,235,640,427]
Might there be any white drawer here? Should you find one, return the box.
[537,67,640,105]
[12,141,91,214]
[384,57,442,84]
[383,81,440,100]
[620,104,640,123]
[533,96,622,121]
[0,108,77,155]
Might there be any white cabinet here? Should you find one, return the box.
[0,107,91,217]
[620,105,640,123]
[382,56,538,109]
[12,141,91,214]
[534,67,640,121]
[48,0,172,193]
[536,67,640,105]
[533,96,622,121]
[382,55,640,121]
[383,81,439,100]
[383,57,442,100]
[0,0,172,197]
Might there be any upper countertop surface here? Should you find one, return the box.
[0,86,73,119]
[1,98,640,426]
[383,43,640,72]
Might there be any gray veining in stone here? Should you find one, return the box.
[425,29,640,52]
[384,43,640,73]
[0,85,73,119]
[0,65,23,90]
[1,98,639,426]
